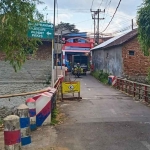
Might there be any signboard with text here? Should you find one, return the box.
[62,81,80,94]
[28,22,54,39]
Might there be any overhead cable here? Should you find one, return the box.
[102,0,122,32]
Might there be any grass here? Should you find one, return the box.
[51,108,59,125]
[91,70,109,84]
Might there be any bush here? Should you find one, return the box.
[91,70,109,84]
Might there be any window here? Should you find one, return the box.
[129,50,135,56]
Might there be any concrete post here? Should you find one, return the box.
[17,104,31,146]
[26,98,37,131]
[4,115,21,150]
[33,92,52,126]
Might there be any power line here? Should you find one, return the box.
[102,0,122,33]
[91,9,105,44]
[91,0,95,9]
[98,0,104,9]
[100,0,112,31]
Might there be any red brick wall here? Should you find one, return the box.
[122,37,150,77]
[0,41,52,61]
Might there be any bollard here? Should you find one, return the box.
[4,115,21,150]
[26,98,37,131]
[33,92,52,127]
[17,104,31,146]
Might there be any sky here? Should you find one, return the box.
[37,0,143,35]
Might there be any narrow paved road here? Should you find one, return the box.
[55,74,150,150]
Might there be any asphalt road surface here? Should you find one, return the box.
[55,74,150,150]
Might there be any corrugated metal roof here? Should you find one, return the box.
[91,29,138,51]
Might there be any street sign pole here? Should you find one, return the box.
[51,0,56,87]
[51,40,54,87]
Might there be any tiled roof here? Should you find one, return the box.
[91,29,138,51]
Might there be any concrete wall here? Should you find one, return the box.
[92,46,123,77]
[0,41,52,117]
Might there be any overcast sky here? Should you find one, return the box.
[37,0,143,34]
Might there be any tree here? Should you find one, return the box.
[55,22,79,33]
[0,0,44,71]
[137,0,150,56]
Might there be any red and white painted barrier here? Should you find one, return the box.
[108,75,117,86]
[4,115,21,149]
[33,92,53,127]
[26,98,36,131]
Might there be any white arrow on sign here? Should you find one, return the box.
[50,24,53,28]
[46,32,52,35]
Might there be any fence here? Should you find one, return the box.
[1,75,64,149]
[115,78,150,102]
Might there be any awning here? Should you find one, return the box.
[63,50,90,53]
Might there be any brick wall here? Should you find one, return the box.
[0,41,52,61]
[122,37,150,81]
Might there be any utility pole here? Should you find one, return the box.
[51,0,56,87]
[97,9,100,44]
[132,19,134,30]
[90,9,105,45]
[92,13,96,43]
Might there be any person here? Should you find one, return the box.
[76,63,81,68]
[57,58,60,66]
[74,63,83,75]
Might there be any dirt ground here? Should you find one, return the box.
[0,126,57,150]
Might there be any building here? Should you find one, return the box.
[91,29,150,82]
[61,32,93,69]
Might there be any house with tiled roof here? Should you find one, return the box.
[91,29,150,82]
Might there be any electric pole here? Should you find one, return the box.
[90,9,105,45]
[92,13,96,43]
[132,19,134,30]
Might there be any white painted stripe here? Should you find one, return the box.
[141,141,150,150]
[27,103,36,109]
[36,95,52,114]
[88,89,91,91]
[30,117,36,123]
[21,127,30,137]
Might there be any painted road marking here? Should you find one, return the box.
[85,83,86,85]
[110,109,117,115]
[88,89,91,91]
[141,141,150,150]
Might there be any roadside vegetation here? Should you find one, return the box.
[51,108,59,125]
[91,70,109,84]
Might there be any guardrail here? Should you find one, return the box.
[0,75,64,149]
[115,78,150,102]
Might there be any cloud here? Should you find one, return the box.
[37,0,142,34]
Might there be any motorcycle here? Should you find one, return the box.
[74,67,83,78]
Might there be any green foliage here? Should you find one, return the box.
[91,70,109,84]
[51,108,59,125]
[0,0,44,71]
[146,68,150,84]
[137,0,150,55]
[55,22,79,33]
